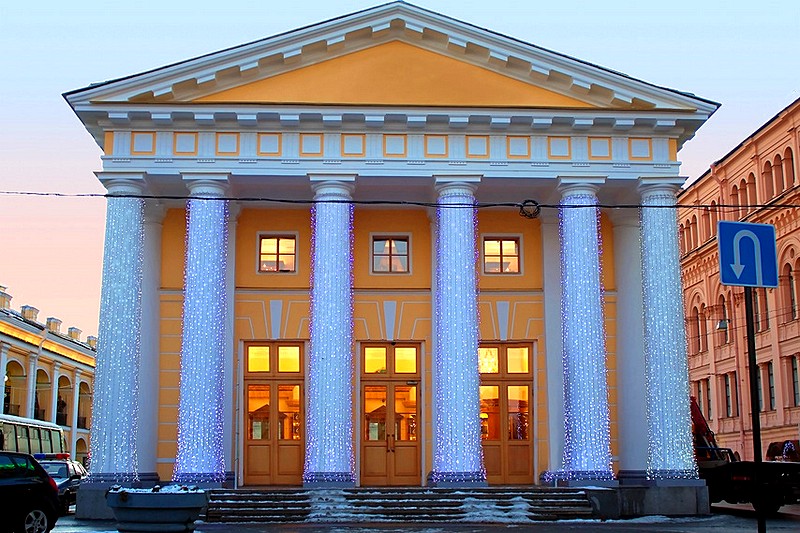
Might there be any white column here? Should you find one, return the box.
[640,179,697,479]
[70,369,82,456]
[558,180,614,482]
[89,177,145,482]
[50,362,61,424]
[540,210,565,476]
[174,176,229,484]
[1,343,8,409]
[27,353,37,419]
[304,176,356,486]
[223,203,240,483]
[137,202,165,482]
[610,210,648,482]
[428,177,485,486]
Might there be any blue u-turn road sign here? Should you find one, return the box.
[718,221,778,288]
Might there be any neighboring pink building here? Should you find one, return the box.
[679,97,800,460]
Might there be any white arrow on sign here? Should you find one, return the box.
[731,229,763,285]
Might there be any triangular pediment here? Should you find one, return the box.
[193,41,595,108]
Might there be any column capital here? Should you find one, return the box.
[310,174,356,199]
[558,176,605,198]
[28,351,39,362]
[434,174,481,197]
[638,176,684,199]
[182,173,230,197]
[0,341,9,356]
[96,173,146,196]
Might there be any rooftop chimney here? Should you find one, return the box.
[86,336,98,350]
[0,286,11,309]
[67,327,82,342]
[46,317,62,334]
[20,305,39,322]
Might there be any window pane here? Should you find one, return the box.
[393,239,408,254]
[278,346,300,373]
[374,239,389,254]
[507,347,529,373]
[480,386,500,440]
[501,239,518,255]
[393,257,409,273]
[394,385,417,441]
[261,255,278,272]
[280,255,295,272]
[394,347,417,373]
[364,385,387,441]
[374,257,389,272]
[278,238,295,254]
[504,257,519,273]
[478,348,499,374]
[261,238,277,254]
[484,239,500,255]
[247,346,270,372]
[278,385,301,440]
[508,386,529,440]
[247,384,270,440]
[365,347,387,373]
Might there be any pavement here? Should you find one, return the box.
[51,503,800,532]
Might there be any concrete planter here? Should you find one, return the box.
[106,488,207,532]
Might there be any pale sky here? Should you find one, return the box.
[1,0,798,338]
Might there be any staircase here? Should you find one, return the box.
[204,487,596,524]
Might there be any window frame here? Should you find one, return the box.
[369,234,412,275]
[257,232,299,275]
[243,341,305,377]
[481,235,522,276]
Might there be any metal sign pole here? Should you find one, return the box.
[744,286,765,533]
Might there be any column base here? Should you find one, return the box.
[303,472,355,488]
[540,469,617,487]
[426,470,487,488]
[646,469,699,482]
[173,471,227,486]
[617,469,649,485]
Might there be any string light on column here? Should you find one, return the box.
[429,180,485,486]
[557,186,614,481]
[303,180,355,485]
[89,180,144,483]
[174,182,229,484]
[641,183,697,480]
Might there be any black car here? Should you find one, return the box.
[0,451,60,533]
[36,455,88,514]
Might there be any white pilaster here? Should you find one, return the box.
[640,179,697,479]
[0,343,8,414]
[557,179,614,481]
[223,202,241,481]
[540,210,565,474]
[70,369,82,456]
[89,176,145,482]
[174,175,229,484]
[50,362,61,424]
[428,176,485,486]
[304,175,356,486]
[27,352,37,419]
[610,209,648,481]
[137,201,165,481]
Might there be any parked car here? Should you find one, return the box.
[0,451,60,533]
[35,453,88,514]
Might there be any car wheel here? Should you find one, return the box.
[21,508,50,533]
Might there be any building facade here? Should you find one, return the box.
[679,97,800,460]
[0,286,96,464]
[66,3,716,488]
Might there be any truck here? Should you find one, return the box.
[691,396,800,514]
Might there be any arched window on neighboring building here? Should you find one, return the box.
[718,294,730,345]
[783,263,797,321]
[747,172,758,207]
[691,214,699,246]
[709,200,719,236]
[774,154,785,194]
[699,303,709,352]
[738,178,749,214]
[784,147,796,186]
[763,161,775,200]
[730,184,740,219]
[691,306,701,354]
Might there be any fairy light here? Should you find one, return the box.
[641,184,697,479]
[557,184,613,481]
[173,181,229,483]
[428,181,485,486]
[89,180,144,483]
[303,180,355,486]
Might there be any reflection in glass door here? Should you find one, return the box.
[479,344,533,484]
[360,344,421,486]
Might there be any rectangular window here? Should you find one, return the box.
[372,237,409,273]
[483,238,520,274]
[793,357,800,407]
[757,368,764,412]
[259,235,296,273]
[725,374,733,417]
[768,362,775,410]
[705,379,712,420]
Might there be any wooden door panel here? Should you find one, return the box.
[277,443,302,476]
[246,444,271,475]
[482,444,502,477]
[507,444,532,477]
[363,446,389,476]
[393,445,419,477]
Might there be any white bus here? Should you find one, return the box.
[0,413,66,455]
